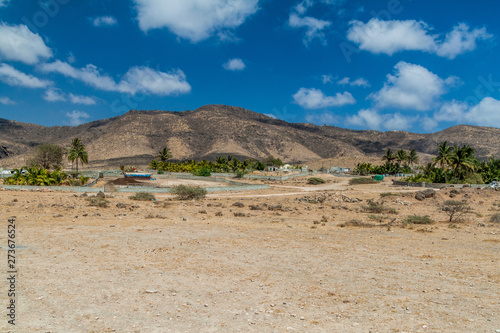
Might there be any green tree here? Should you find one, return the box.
[67,138,88,174]
[433,141,454,183]
[263,156,283,167]
[354,162,373,176]
[251,160,265,171]
[382,149,396,164]
[449,145,476,183]
[395,149,408,165]
[481,157,500,183]
[157,146,172,162]
[28,143,64,169]
[407,149,419,168]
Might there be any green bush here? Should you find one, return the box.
[234,170,248,178]
[170,185,207,200]
[307,177,326,185]
[192,167,211,177]
[129,192,156,201]
[380,192,399,197]
[367,214,389,223]
[403,215,434,225]
[349,177,379,185]
[80,175,90,185]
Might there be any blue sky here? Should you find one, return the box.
[0,0,499,133]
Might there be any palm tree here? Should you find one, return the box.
[395,149,408,165]
[449,145,476,183]
[407,149,419,168]
[67,138,88,175]
[382,148,396,163]
[433,141,454,183]
[157,147,171,162]
[228,158,241,172]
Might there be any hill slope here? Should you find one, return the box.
[0,104,499,169]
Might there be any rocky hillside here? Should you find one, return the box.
[0,104,499,169]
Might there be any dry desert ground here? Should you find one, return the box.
[0,174,499,333]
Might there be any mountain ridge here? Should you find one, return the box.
[0,104,499,169]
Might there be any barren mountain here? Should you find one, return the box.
[0,104,499,169]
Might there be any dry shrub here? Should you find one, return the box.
[129,192,156,201]
[361,201,398,214]
[489,213,500,223]
[442,200,472,223]
[340,219,375,228]
[86,197,109,208]
[349,177,379,185]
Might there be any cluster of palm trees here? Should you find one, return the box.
[149,154,266,173]
[149,147,277,173]
[408,141,500,184]
[4,137,89,186]
[382,148,420,168]
[4,166,69,186]
[354,149,419,176]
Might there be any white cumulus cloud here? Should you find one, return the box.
[92,16,118,27]
[39,61,117,91]
[346,109,415,131]
[134,0,259,42]
[0,0,9,7]
[69,93,96,105]
[0,63,52,88]
[370,61,455,111]
[347,18,492,59]
[38,61,191,96]
[293,87,355,109]
[437,23,492,59]
[43,88,66,102]
[338,77,369,87]
[464,97,500,127]
[288,13,331,45]
[119,66,191,95]
[347,19,436,55]
[322,74,333,84]
[288,1,333,45]
[384,113,414,131]
[434,100,468,122]
[223,58,245,71]
[426,98,500,129]
[0,96,15,105]
[0,23,53,64]
[421,117,438,132]
[346,108,383,130]
[66,110,90,126]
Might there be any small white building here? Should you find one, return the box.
[330,167,350,173]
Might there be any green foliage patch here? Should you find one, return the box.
[170,185,207,200]
[307,177,326,185]
[129,192,156,201]
[349,177,379,185]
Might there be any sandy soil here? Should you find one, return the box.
[0,176,499,333]
[98,177,229,189]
